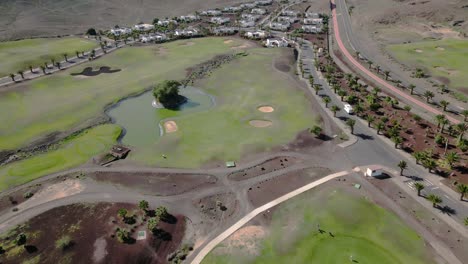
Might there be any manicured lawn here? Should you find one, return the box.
[129,48,317,167]
[0,124,121,192]
[203,191,434,264]
[0,37,242,150]
[0,37,98,76]
[387,39,468,93]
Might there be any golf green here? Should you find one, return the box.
[203,190,434,264]
[0,37,98,76]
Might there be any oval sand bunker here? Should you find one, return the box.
[164,121,178,133]
[249,120,272,128]
[258,106,274,113]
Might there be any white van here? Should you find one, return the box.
[344,103,354,114]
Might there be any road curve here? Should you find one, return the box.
[330,0,460,125]
[191,170,350,264]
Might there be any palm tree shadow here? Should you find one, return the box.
[355,133,373,140]
[439,205,456,216]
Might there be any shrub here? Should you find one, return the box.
[16,233,27,246]
[55,235,73,250]
[23,192,34,199]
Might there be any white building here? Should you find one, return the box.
[265,38,289,48]
[241,13,260,21]
[255,0,273,6]
[303,17,323,25]
[240,3,257,9]
[239,20,256,28]
[251,8,267,15]
[281,10,299,17]
[179,15,200,22]
[277,16,298,23]
[269,22,290,31]
[110,27,132,36]
[302,25,322,33]
[245,30,267,39]
[200,10,222,16]
[157,20,178,26]
[212,27,238,35]
[210,17,231,25]
[140,33,167,42]
[133,23,155,31]
[223,6,242,12]
[174,28,199,37]
[305,12,320,18]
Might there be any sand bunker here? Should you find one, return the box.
[414,49,423,53]
[164,121,178,133]
[436,46,445,51]
[249,120,272,128]
[258,106,274,113]
[224,40,233,44]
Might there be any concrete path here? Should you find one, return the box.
[191,170,350,264]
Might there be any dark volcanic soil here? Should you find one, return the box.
[0,202,185,264]
[89,171,218,196]
[228,156,302,181]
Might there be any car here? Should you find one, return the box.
[344,103,353,114]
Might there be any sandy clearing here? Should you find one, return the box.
[164,120,178,133]
[415,49,423,53]
[224,40,233,44]
[257,106,274,113]
[231,45,248,50]
[435,46,445,51]
[249,120,272,128]
[217,225,267,255]
[434,66,458,75]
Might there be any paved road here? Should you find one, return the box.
[191,170,350,264]
[330,0,461,124]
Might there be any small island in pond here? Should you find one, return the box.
[153,80,187,110]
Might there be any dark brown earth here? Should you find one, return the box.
[193,192,239,222]
[89,171,218,196]
[228,156,302,181]
[0,202,185,264]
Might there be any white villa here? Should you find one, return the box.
[265,38,289,48]
[239,20,256,28]
[157,20,178,26]
[241,13,260,21]
[212,27,238,35]
[269,21,290,31]
[140,33,167,42]
[255,0,273,5]
[110,27,132,36]
[302,25,322,33]
[179,15,200,22]
[133,23,155,31]
[277,16,298,23]
[200,9,222,16]
[210,17,231,25]
[305,12,320,18]
[303,17,323,25]
[245,30,268,39]
[281,10,299,17]
[223,6,242,12]
[174,28,199,37]
[251,8,267,15]
[240,3,258,9]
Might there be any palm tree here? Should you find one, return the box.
[456,183,468,201]
[392,136,403,149]
[414,182,425,197]
[51,58,56,66]
[462,110,468,122]
[155,206,168,219]
[422,158,437,173]
[426,194,442,208]
[413,151,425,164]
[338,90,347,101]
[434,114,446,129]
[313,84,322,95]
[63,53,68,62]
[440,100,449,112]
[375,65,381,73]
[90,49,96,59]
[331,105,340,117]
[9,73,15,82]
[366,115,375,127]
[17,71,24,79]
[372,87,381,96]
[355,51,360,59]
[332,84,339,93]
[408,84,416,95]
[323,97,331,108]
[368,60,373,69]
[376,121,385,134]
[55,62,61,70]
[147,217,160,232]
[384,70,390,80]
[397,160,407,176]
[75,50,80,58]
[445,152,459,169]
[454,123,467,144]
[44,62,49,69]
[29,65,34,73]
[346,119,356,134]
[40,65,46,74]
[139,200,149,212]
[310,125,322,137]
[118,208,128,219]
[439,118,449,133]
[424,91,435,103]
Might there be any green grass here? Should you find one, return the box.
[0,37,242,150]
[203,190,433,264]
[387,39,468,92]
[129,48,317,167]
[0,124,121,192]
[0,37,98,76]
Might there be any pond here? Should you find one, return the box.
[107,86,214,147]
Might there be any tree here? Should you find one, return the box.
[422,158,437,172]
[313,84,322,95]
[368,60,373,69]
[338,89,347,101]
[90,49,96,59]
[376,121,385,135]
[9,73,15,82]
[331,105,340,117]
[153,80,185,109]
[424,91,434,103]
[310,125,322,137]
[55,235,73,250]
[16,233,27,246]
[346,119,356,134]
[434,114,446,129]
[384,70,390,80]
[375,65,381,73]
[17,71,24,79]
[408,84,416,95]
[392,136,403,149]
[55,62,61,70]
[372,87,381,96]
[29,65,34,73]
[465,217,468,226]
[413,151,426,165]
[366,115,375,127]
[40,65,46,74]
[440,100,449,112]
[323,97,331,108]
[456,184,468,201]
[414,182,425,197]
[397,160,407,176]
[118,208,128,219]
[63,53,68,62]
[454,123,467,144]
[139,200,149,212]
[445,152,459,169]
[51,58,56,66]
[147,217,160,232]
[86,28,97,36]
[439,118,449,133]
[155,206,168,219]
[426,194,442,208]
[462,110,468,122]
[116,228,130,243]
[75,51,80,58]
